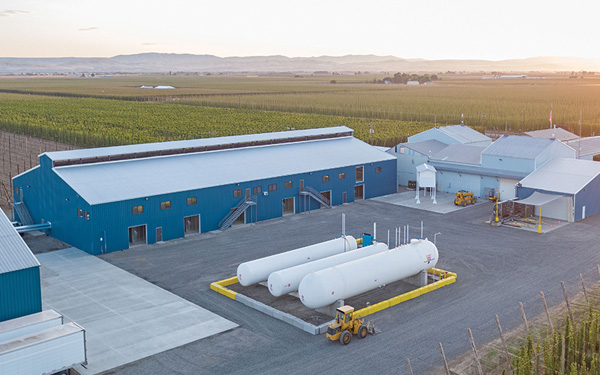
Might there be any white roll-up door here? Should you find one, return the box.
[498,178,518,200]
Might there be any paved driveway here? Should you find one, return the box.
[97,199,600,375]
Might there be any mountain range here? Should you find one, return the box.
[1,53,599,74]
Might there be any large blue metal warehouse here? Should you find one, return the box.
[13,126,396,254]
[0,210,42,322]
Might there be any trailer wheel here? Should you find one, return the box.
[340,330,351,345]
[358,325,368,339]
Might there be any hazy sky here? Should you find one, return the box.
[1,0,598,60]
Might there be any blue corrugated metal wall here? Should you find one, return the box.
[15,155,395,254]
[574,174,600,221]
[89,160,396,254]
[0,267,42,322]
[14,155,93,252]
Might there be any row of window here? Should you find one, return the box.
[83,166,384,217]
[233,180,293,198]
[230,167,382,198]
[130,197,197,216]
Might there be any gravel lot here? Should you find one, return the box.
[79,198,600,375]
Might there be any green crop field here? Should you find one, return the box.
[0,73,599,148]
[0,92,431,147]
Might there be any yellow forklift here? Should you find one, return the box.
[454,190,477,206]
[326,305,374,345]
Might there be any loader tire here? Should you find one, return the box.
[358,325,368,339]
[340,330,351,345]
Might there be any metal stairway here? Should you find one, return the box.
[219,196,257,230]
[300,186,331,208]
[13,200,34,225]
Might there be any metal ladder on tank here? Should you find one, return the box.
[218,195,257,230]
[300,185,331,208]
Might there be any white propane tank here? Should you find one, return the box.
[298,239,438,309]
[267,242,388,297]
[237,236,357,286]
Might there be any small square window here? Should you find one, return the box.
[285,181,293,189]
[187,197,197,206]
[132,205,144,215]
[253,186,262,194]
[160,201,171,210]
[269,183,277,192]
[400,147,405,154]
[322,175,330,183]
[338,172,345,180]
[376,166,382,174]
[84,211,90,220]
[77,208,83,218]
[234,189,242,198]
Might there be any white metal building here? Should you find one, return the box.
[517,158,600,222]
[407,125,492,147]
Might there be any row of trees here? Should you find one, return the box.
[376,73,440,85]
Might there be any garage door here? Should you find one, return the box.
[498,178,518,200]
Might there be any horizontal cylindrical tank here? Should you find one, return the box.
[237,236,357,286]
[268,242,388,297]
[298,239,438,309]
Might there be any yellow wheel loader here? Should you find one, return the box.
[325,305,374,345]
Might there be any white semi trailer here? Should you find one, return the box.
[0,310,87,375]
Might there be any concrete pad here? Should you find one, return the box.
[37,247,238,375]
[372,190,487,214]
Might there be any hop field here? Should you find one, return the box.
[1,74,599,149]
[0,93,431,147]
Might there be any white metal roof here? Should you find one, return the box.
[55,136,396,205]
[430,144,485,165]
[43,126,353,162]
[518,158,600,194]
[436,125,491,144]
[416,163,437,172]
[0,210,40,274]
[565,136,600,157]
[483,135,556,159]
[401,140,447,156]
[525,127,580,142]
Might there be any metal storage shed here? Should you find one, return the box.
[13,127,396,254]
[565,136,600,161]
[517,158,600,222]
[0,210,42,322]
[407,125,492,147]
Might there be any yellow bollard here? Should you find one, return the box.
[537,206,542,234]
[495,196,499,222]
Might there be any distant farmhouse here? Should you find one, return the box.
[138,85,175,89]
